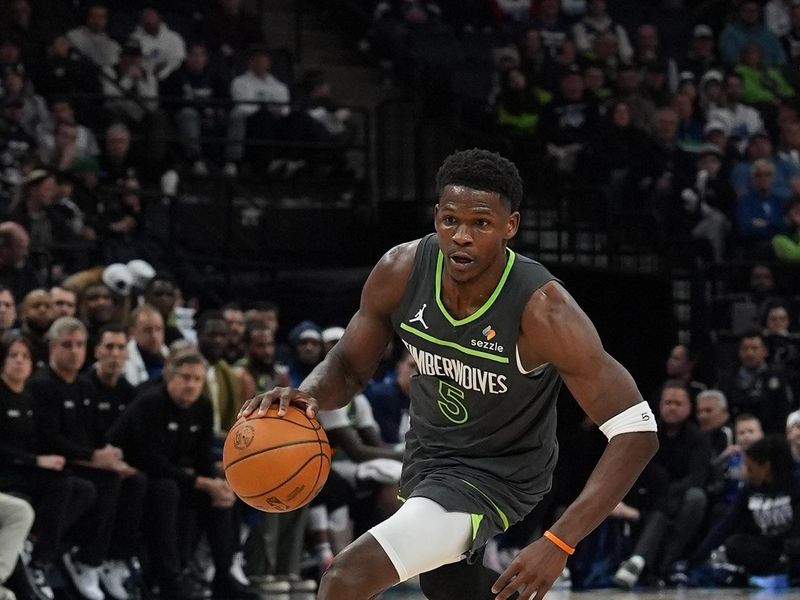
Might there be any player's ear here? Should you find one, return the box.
[505,211,520,240]
[433,204,440,229]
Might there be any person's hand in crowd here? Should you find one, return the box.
[196,476,236,507]
[610,501,641,521]
[752,217,768,229]
[720,443,740,460]
[109,215,137,233]
[36,454,66,471]
[91,445,124,469]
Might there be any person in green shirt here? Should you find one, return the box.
[734,42,794,105]
[772,197,800,261]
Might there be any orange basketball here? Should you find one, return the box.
[223,405,331,512]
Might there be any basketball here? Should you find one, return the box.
[223,404,331,512]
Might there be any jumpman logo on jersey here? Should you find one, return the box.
[409,304,429,330]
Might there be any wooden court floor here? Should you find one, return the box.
[383,583,800,599]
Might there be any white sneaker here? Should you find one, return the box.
[613,555,644,590]
[62,552,105,600]
[223,162,238,177]
[99,560,130,600]
[27,563,55,600]
[228,552,250,587]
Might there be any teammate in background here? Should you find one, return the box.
[240,148,658,600]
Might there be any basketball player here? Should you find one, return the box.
[240,148,659,600]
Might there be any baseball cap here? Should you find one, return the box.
[102,263,133,296]
[693,24,713,38]
[699,69,723,87]
[321,326,345,344]
[289,320,322,344]
[697,142,723,158]
[704,120,728,136]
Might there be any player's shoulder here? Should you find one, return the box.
[521,279,582,329]
[376,239,421,276]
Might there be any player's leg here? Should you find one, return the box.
[418,547,513,600]
[318,497,473,600]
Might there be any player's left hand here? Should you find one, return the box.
[491,537,568,600]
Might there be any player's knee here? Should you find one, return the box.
[318,559,359,599]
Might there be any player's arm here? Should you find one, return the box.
[239,240,417,418]
[493,280,658,600]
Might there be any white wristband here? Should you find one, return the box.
[599,401,658,440]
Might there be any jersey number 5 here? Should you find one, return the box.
[437,380,468,424]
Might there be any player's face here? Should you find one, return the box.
[434,185,519,284]
[167,362,206,407]
[95,331,128,377]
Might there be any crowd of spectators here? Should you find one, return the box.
[3,1,800,599]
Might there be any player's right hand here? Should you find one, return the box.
[238,386,319,420]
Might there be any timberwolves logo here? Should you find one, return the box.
[234,425,255,450]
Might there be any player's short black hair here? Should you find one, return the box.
[435,148,523,212]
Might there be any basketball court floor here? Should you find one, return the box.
[381,582,800,600]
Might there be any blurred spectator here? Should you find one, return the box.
[782,3,800,65]
[612,63,656,133]
[572,0,632,63]
[709,73,765,145]
[161,41,228,175]
[130,8,186,81]
[78,280,115,344]
[720,0,787,68]
[224,46,290,177]
[672,92,703,147]
[687,436,800,581]
[222,303,245,364]
[0,37,21,75]
[97,123,149,185]
[101,38,168,162]
[678,144,736,262]
[3,65,48,139]
[495,68,544,162]
[539,65,599,178]
[199,0,265,65]
[683,25,720,80]
[634,24,678,91]
[236,320,289,404]
[697,389,733,456]
[766,0,795,36]
[38,97,100,163]
[108,346,258,599]
[66,2,121,69]
[9,169,77,279]
[734,42,793,107]
[98,176,149,263]
[19,288,53,368]
[772,196,800,261]
[731,131,800,200]
[0,287,16,337]
[50,285,76,318]
[720,330,795,434]
[0,0,45,63]
[735,159,787,250]
[0,95,36,199]
[365,350,414,445]
[0,221,38,297]
[124,303,167,387]
[529,0,568,57]
[614,381,711,587]
[778,120,800,168]
[32,34,103,103]
[143,275,183,345]
[583,31,623,82]
[640,60,671,108]
[287,320,323,387]
[196,311,241,441]
[518,28,547,82]
[788,409,800,470]
[653,344,708,405]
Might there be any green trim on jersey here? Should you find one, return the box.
[470,514,484,541]
[435,249,516,327]
[399,323,510,364]
[397,495,406,502]
[460,479,510,531]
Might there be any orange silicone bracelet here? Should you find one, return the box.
[543,530,575,555]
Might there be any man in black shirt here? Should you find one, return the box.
[29,317,145,600]
[108,347,259,600]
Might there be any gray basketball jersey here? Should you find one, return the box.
[391,234,562,545]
